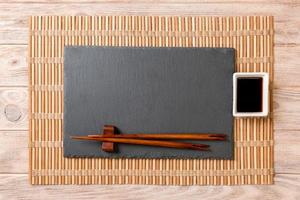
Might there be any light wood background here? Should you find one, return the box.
[0,0,299,199]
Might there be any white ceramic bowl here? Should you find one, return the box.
[233,72,269,117]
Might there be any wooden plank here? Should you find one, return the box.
[1,129,298,174]
[0,131,28,173]
[275,45,300,88]
[0,0,298,3]
[275,130,300,174]
[274,87,300,130]
[0,45,27,86]
[0,174,299,199]
[0,87,28,130]
[0,0,298,196]
[0,3,299,45]
[0,18,28,44]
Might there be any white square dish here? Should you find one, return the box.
[233,72,269,117]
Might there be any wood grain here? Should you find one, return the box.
[273,87,300,130]
[275,130,300,174]
[0,174,299,200]
[275,46,300,88]
[0,131,28,173]
[0,3,299,45]
[0,0,299,198]
[0,87,28,130]
[0,45,27,86]
[0,0,298,3]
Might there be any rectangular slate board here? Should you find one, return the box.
[63,46,235,159]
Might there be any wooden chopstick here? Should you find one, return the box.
[71,136,210,151]
[87,133,226,141]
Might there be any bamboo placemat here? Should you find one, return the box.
[28,16,274,185]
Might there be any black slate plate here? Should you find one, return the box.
[63,46,234,159]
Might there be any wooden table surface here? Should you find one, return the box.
[0,0,299,199]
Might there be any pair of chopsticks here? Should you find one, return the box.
[71,125,226,151]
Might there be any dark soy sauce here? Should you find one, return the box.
[237,77,263,112]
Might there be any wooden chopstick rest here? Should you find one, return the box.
[101,125,115,152]
[71,125,226,152]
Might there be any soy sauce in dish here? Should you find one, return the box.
[237,77,263,112]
